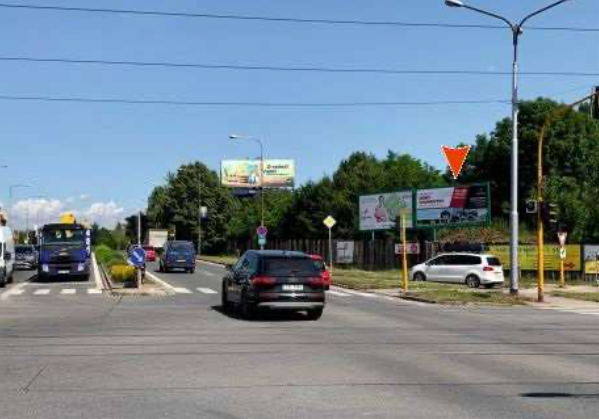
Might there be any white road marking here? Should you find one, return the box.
[33,289,51,295]
[173,287,192,294]
[0,282,28,300]
[60,289,76,295]
[87,288,102,295]
[327,290,352,297]
[339,289,379,298]
[145,271,177,292]
[197,287,218,294]
[91,252,104,291]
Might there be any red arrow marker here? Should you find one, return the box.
[442,145,471,180]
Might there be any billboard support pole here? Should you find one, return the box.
[400,210,408,293]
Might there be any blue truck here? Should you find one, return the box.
[38,223,91,281]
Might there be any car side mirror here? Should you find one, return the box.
[225,263,233,271]
[4,252,11,261]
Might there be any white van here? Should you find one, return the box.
[0,225,15,287]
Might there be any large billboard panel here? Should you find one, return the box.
[359,191,413,231]
[583,245,599,274]
[221,160,295,188]
[416,184,490,228]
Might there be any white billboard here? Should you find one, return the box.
[359,192,413,231]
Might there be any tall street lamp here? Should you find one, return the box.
[445,0,574,295]
[229,134,266,250]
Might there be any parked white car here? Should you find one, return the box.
[410,253,504,289]
[0,225,15,287]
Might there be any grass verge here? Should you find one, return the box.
[332,268,469,291]
[403,289,530,306]
[198,255,238,266]
[550,291,599,303]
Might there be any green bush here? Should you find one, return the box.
[94,244,114,265]
[109,264,136,283]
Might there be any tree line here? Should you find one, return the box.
[124,98,599,252]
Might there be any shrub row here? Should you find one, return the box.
[95,244,136,283]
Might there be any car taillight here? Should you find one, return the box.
[308,276,324,286]
[251,276,276,286]
[483,266,494,271]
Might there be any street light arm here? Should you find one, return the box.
[460,4,514,29]
[520,0,573,27]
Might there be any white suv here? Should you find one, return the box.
[410,253,504,289]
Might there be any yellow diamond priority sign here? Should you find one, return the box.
[323,215,336,229]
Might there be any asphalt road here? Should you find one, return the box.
[1,262,598,419]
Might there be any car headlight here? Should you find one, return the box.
[78,263,86,271]
[42,264,49,272]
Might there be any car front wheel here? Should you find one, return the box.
[413,272,426,282]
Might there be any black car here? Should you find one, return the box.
[221,250,326,320]
[14,244,38,270]
[159,241,196,273]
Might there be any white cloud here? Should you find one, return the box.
[7,199,125,229]
[79,194,90,201]
[84,201,125,229]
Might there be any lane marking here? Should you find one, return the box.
[0,282,28,300]
[145,271,177,292]
[87,288,102,295]
[60,289,76,295]
[33,289,51,295]
[339,289,379,298]
[91,252,104,291]
[173,287,192,294]
[197,287,218,294]
[327,290,352,297]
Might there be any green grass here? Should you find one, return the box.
[198,255,239,266]
[551,291,599,303]
[332,268,468,291]
[404,289,530,306]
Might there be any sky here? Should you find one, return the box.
[0,0,597,228]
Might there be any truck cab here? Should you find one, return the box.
[0,225,15,287]
[38,223,91,281]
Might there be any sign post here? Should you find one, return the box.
[558,231,568,288]
[399,209,408,293]
[323,216,336,279]
[256,225,268,250]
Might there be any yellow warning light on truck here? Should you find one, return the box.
[59,212,77,224]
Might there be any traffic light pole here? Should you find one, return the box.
[536,92,597,302]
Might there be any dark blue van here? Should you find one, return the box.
[159,241,196,273]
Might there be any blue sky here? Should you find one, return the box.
[0,0,597,227]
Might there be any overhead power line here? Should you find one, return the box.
[0,94,509,108]
[0,55,597,78]
[0,3,596,33]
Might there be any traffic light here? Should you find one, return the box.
[525,200,538,214]
[542,202,559,227]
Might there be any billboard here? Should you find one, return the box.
[336,241,355,264]
[416,184,490,228]
[583,245,599,274]
[221,160,295,188]
[359,191,413,231]
[488,244,581,271]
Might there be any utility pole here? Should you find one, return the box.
[198,171,202,256]
[445,0,574,295]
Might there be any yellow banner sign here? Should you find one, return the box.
[488,245,581,271]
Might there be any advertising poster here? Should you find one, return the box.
[336,241,355,264]
[488,245,581,271]
[221,160,295,188]
[583,245,599,274]
[416,184,489,227]
[359,192,413,231]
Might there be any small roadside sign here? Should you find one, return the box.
[323,216,336,229]
[256,225,268,238]
[258,236,266,247]
[128,247,146,268]
[557,231,568,247]
[395,243,420,255]
[560,248,567,260]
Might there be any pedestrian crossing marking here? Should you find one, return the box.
[60,289,76,295]
[33,289,51,295]
[197,287,218,294]
[88,289,103,294]
[327,290,352,297]
[173,287,192,294]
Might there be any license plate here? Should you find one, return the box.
[283,284,303,291]
[177,259,186,263]
[58,270,70,274]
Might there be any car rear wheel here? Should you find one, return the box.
[221,283,231,312]
[306,307,324,321]
[466,275,481,289]
[240,291,255,320]
[413,272,426,282]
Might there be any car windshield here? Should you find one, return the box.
[42,229,84,245]
[170,243,192,252]
[312,259,326,271]
[262,257,320,276]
